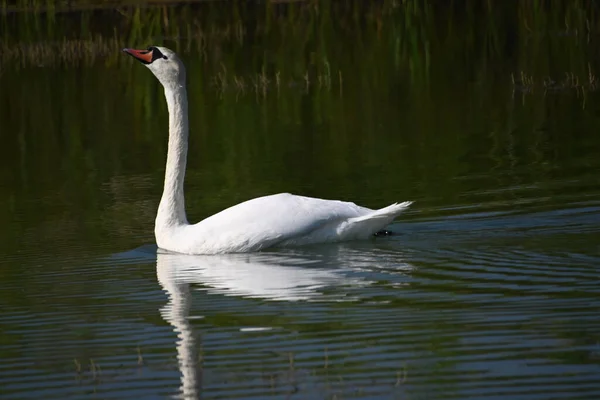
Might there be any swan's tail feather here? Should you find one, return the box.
[351,201,413,223]
[342,201,413,239]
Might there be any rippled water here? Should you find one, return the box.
[2,193,599,399]
[2,3,600,399]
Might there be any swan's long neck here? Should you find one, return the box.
[156,83,189,232]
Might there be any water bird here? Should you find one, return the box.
[122,46,413,254]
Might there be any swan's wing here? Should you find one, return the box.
[198,192,370,233]
[185,193,373,252]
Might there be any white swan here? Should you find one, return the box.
[123,46,413,255]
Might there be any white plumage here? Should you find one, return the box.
[164,193,412,254]
[123,46,413,254]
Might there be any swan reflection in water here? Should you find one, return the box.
[156,247,415,399]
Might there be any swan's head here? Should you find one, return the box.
[123,46,185,87]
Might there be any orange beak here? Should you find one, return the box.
[122,48,154,64]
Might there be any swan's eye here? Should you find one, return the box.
[162,55,168,60]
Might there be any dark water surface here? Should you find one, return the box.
[1,2,600,399]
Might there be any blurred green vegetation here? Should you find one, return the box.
[3,1,600,91]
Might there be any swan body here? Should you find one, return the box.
[160,193,412,254]
[123,46,413,255]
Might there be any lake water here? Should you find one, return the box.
[1,2,600,399]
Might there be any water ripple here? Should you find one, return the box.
[2,202,599,399]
